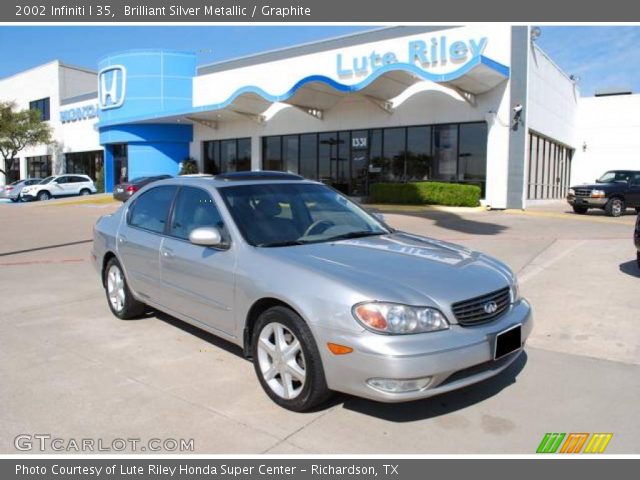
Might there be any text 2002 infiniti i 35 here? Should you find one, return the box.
[92,172,532,411]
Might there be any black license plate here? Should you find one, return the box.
[494,324,522,360]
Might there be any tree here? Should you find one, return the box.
[179,157,199,175]
[0,101,53,179]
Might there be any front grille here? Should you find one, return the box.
[451,286,511,326]
[574,188,592,197]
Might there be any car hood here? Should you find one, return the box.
[572,183,618,190]
[265,232,514,308]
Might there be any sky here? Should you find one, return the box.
[536,26,640,96]
[0,26,638,97]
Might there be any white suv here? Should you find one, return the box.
[21,174,97,201]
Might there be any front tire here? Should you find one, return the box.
[36,191,50,201]
[103,257,146,319]
[572,205,588,214]
[252,306,331,411]
[605,197,625,217]
[637,251,640,269]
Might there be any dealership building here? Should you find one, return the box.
[1,25,638,208]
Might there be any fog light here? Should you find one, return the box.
[366,377,432,393]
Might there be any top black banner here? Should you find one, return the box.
[5,0,640,22]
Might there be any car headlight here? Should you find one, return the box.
[591,189,606,198]
[510,277,520,303]
[568,188,575,196]
[353,302,449,334]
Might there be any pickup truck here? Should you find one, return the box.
[567,170,640,217]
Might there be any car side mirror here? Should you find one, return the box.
[189,227,225,248]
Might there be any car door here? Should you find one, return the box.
[627,173,640,207]
[160,186,236,336]
[117,185,178,303]
[51,176,70,196]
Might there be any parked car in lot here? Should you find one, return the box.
[635,213,640,268]
[113,175,172,202]
[567,170,640,217]
[92,172,532,411]
[0,178,42,202]
[21,174,97,201]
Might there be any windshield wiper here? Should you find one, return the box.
[257,240,307,248]
[324,231,386,242]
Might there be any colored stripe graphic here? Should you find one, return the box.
[560,433,589,453]
[584,433,613,453]
[536,433,565,453]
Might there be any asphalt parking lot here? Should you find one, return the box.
[0,197,638,453]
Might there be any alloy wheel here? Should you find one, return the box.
[106,264,126,312]
[256,322,306,399]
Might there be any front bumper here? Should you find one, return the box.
[316,299,533,402]
[567,195,606,207]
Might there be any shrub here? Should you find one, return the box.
[179,158,199,175]
[369,181,481,207]
[95,167,105,193]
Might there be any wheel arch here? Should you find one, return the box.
[243,297,306,358]
[101,251,117,287]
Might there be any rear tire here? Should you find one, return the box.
[637,251,640,269]
[635,207,640,214]
[36,190,50,201]
[79,188,91,196]
[10,197,19,203]
[252,306,332,412]
[103,257,146,319]
[572,206,588,214]
[605,197,625,217]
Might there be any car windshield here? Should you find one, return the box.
[597,171,632,183]
[39,176,55,184]
[219,183,390,247]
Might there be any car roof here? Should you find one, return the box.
[150,171,319,189]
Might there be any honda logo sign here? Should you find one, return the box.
[98,65,126,110]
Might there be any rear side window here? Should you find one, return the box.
[128,186,177,234]
[55,177,68,184]
[169,187,224,240]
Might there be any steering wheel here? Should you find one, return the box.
[303,219,335,237]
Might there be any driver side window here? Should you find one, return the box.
[169,187,224,241]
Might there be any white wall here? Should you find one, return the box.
[0,61,61,183]
[0,61,100,184]
[527,44,579,147]
[571,94,640,185]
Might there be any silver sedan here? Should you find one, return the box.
[92,172,532,411]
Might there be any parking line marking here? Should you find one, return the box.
[0,239,92,257]
[0,258,87,267]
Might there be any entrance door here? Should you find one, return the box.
[350,130,369,196]
[113,144,128,184]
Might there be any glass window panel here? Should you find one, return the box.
[220,139,237,173]
[318,132,337,182]
[383,127,406,182]
[299,134,317,180]
[169,187,224,240]
[406,126,432,181]
[203,141,220,174]
[263,137,283,171]
[236,138,251,171]
[458,123,487,194]
[283,135,299,173]
[433,125,458,181]
[128,186,177,234]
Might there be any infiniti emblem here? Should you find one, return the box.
[483,301,498,314]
